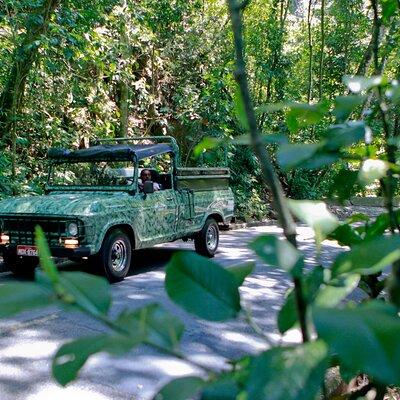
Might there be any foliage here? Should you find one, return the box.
[1,0,400,399]
[2,0,399,213]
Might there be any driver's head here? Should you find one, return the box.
[140,169,152,182]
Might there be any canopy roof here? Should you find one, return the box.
[48,143,173,162]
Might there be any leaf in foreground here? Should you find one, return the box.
[35,225,59,284]
[200,377,239,400]
[277,143,320,170]
[225,262,254,286]
[331,235,400,277]
[333,95,366,122]
[115,303,184,351]
[313,274,360,307]
[250,235,303,277]
[0,282,52,318]
[246,341,329,400]
[165,252,241,321]
[53,333,142,386]
[277,266,324,334]
[314,301,400,386]
[53,303,184,386]
[288,200,339,245]
[153,376,205,400]
[58,271,112,316]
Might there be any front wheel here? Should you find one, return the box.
[93,229,132,283]
[4,252,38,279]
[194,218,219,257]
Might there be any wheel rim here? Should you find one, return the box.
[206,225,218,252]
[111,239,128,272]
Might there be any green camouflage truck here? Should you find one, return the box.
[0,136,234,282]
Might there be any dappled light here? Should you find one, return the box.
[0,224,346,399]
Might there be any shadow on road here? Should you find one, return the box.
[0,226,349,400]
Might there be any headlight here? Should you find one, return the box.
[67,222,78,237]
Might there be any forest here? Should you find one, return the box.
[1,1,400,399]
[1,0,398,219]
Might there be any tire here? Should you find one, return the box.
[194,218,219,257]
[93,229,132,283]
[4,252,38,279]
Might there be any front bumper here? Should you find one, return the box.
[0,244,91,258]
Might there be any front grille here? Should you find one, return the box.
[0,215,84,247]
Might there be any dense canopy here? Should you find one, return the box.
[0,0,399,219]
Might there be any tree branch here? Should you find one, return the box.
[226,0,309,343]
[238,0,251,11]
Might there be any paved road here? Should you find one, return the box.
[0,225,344,400]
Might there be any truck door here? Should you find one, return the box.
[136,153,178,245]
[176,189,196,234]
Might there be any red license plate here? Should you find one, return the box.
[17,245,38,257]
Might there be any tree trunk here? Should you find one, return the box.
[307,0,313,103]
[318,0,325,100]
[118,80,129,138]
[117,0,130,138]
[355,25,386,76]
[0,0,60,140]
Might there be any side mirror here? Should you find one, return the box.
[143,181,154,194]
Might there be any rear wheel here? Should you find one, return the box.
[92,229,132,283]
[4,252,38,279]
[194,218,219,257]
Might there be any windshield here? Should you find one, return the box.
[49,161,135,187]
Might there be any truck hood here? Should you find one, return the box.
[0,192,131,217]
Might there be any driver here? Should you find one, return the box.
[139,169,160,192]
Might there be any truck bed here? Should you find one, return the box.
[176,167,230,191]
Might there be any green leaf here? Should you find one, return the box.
[0,282,53,318]
[232,134,288,145]
[193,133,288,157]
[58,272,111,316]
[343,75,385,93]
[153,376,205,400]
[314,274,360,307]
[35,226,59,284]
[298,152,340,170]
[313,301,400,386]
[246,341,329,400]
[358,159,389,185]
[323,121,366,151]
[333,95,366,122]
[165,252,241,321]
[381,0,398,23]
[364,212,394,240]
[277,143,321,170]
[53,333,141,386]
[277,290,297,334]
[328,169,359,203]
[345,213,370,224]
[234,85,249,130]
[327,224,363,247]
[116,303,184,351]
[250,235,303,277]
[332,235,400,277]
[201,378,239,400]
[288,200,339,245]
[193,137,222,157]
[285,103,328,133]
[226,262,254,286]
[256,102,288,114]
[277,266,324,334]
